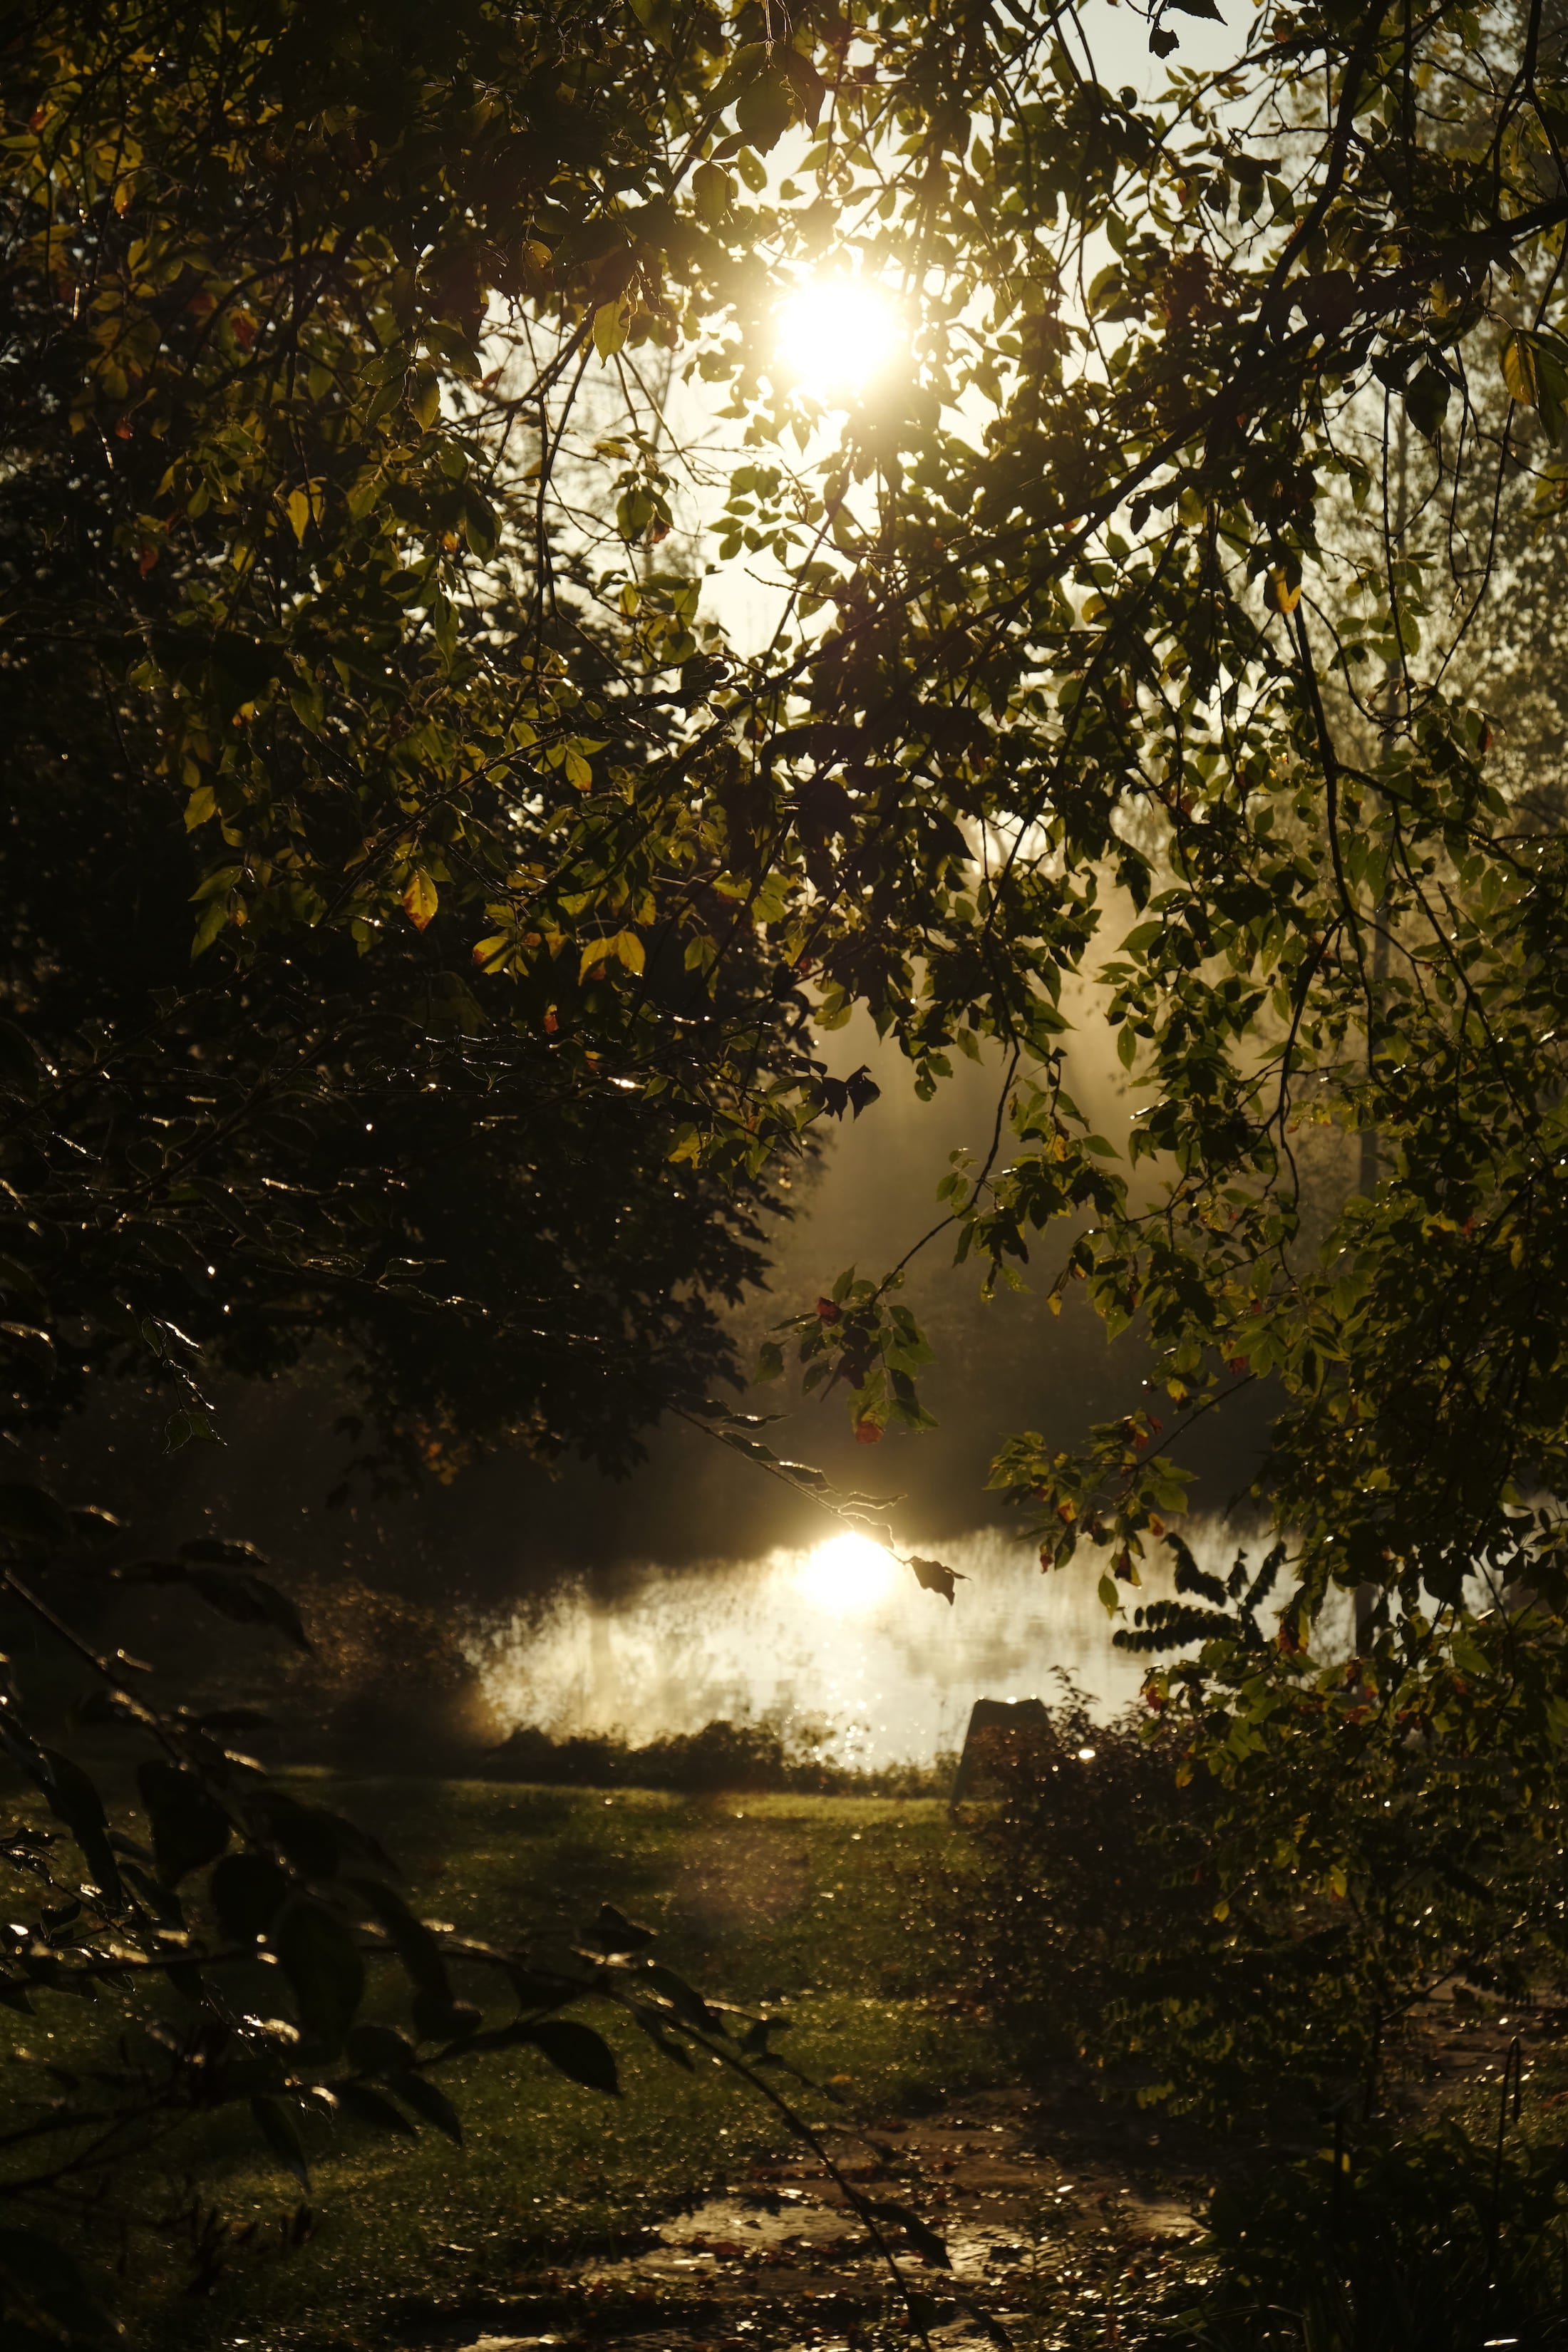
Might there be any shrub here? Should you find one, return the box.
[489,1716,948,1797]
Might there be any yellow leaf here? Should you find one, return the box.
[564,748,592,790]
[1267,568,1301,614]
[611,929,646,974]
[1502,329,1539,408]
[692,162,733,223]
[285,479,325,540]
[184,785,216,830]
[593,301,628,360]
[411,364,440,428]
[402,871,439,931]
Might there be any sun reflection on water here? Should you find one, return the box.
[793,1531,898,1616]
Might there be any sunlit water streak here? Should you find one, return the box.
[471,1523,1264,1768]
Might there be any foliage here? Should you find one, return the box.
[16,0,1568,1690]
[0,0,823,1482]
[164,1569,500,1763]
[968,1654,1568,2123]
[488,1711,949,1794]
[961,1681,1219,2070]
[0,1505,807,2334]
[14,0,1568,2331]
[0,1776,984,2347]
[1188,2093,1568,2352]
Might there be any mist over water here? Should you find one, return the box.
[48,1013,1277,1762]
[472,1522,1270,1766]
[455,1013,1275,1763]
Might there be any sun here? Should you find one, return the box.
[793,1532,898,1616]
[773,276,902,401]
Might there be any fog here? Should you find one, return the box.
[38,986,1278,1753]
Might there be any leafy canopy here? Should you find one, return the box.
[10,0,1568,2323]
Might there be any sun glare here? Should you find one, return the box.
[793,1532,897,1616]
[773,277,902,401]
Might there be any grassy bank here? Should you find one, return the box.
[4,1778,995,2351]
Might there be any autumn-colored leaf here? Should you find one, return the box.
[402,872,438,931]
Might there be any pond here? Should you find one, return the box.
[465,1017,1277,1770]
[470,1521,1226,1767]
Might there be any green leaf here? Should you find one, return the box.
[412,1985,482,2043]
[346,1876,452,1998]
[409,363,440,428]
[692,162,733,222]
[527,2018,620,2093]
[137,1761,230,1884]
[402,870,439,931]
[1404,363,1451,441]
[908,1554,962,1604]
[594,1902,655,1953]
[255,1794,388,1879]
[2,1322,56,1383]
[273,1900,366,2050]
[394,2070,463,2143]
[211,1851,289,1942]
[38,1750,121,1907]
[778,48,827,129]
[735,66,793,152]
[336,2080,418,2136]
[643,1961,718,2033]
[346,2022,420,2075]
[183,1563,311,1651]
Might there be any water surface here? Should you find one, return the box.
[473,1525,1207,1766]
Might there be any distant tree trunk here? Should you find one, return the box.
[1356,413,1408,1653]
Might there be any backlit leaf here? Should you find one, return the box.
[527,2018,620,2093]
[402,870,439,931]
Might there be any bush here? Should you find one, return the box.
[1189,2101,1568,2352]
[964,1667,1568,2125]
[488,1715,949,1797]
[959,1685,1219,2070]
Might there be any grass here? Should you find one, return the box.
[6,1776,999,2351]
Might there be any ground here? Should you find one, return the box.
[4,1774,1561,2352]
